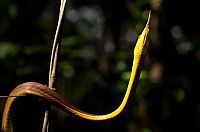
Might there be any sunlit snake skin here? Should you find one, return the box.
[1,12,150,132]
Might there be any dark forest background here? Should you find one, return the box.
[1,0,200,132]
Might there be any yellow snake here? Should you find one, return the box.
[1,12,150,132]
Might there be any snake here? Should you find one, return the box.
[1,12,150,132]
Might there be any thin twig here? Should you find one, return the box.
[48,0,66,88]
[42,0,67,132]
[0,95,25,98]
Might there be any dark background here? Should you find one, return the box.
[1,0,200,131]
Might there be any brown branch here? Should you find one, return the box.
[42,0,67,132]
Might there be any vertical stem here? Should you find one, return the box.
[42,0,67,132]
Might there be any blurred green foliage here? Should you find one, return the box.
[1,0,200,132]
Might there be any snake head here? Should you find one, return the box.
[134,11,151,60]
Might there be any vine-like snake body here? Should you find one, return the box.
[1,12,150,132]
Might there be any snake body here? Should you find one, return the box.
[1,12,150,132]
